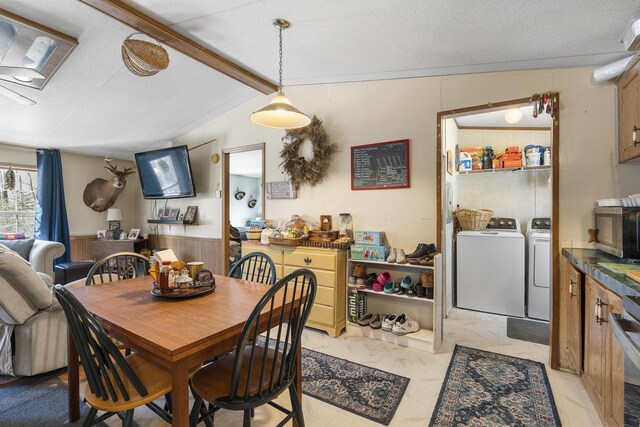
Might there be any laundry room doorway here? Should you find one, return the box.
[435,95,560,364]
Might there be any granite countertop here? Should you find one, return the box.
[562,248,640,298]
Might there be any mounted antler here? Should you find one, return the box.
[83,160,137,212]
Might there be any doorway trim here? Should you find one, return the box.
[435,96,560,368]
[222,143,266,273]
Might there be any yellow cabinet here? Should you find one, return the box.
[242,242,347,337]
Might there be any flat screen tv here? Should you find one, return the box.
[135,145,196,199]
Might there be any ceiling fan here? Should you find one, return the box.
[0,66,42,105]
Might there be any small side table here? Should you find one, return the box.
[55,261,95,285]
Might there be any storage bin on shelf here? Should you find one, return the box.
[455,209,494,231]
[347,289,367,323]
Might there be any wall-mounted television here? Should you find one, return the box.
[135,145,196,199]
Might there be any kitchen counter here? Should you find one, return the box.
[562,247,640,298]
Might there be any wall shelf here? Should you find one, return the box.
[147,219,197,225]
[458,165,550,175]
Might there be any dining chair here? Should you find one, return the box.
[228,251,277,285]
[85,252,150,286]
[191,268,317,427]
[54,284,175,427]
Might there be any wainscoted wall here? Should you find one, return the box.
[148,234,224,275]
[69,235,95,261]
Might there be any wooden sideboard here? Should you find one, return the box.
[90,239,148,261]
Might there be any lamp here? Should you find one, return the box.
[504,108,523,124]
[106,208,122,231]
[250,19,310,129]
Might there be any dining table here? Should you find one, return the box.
[67,274,303,427]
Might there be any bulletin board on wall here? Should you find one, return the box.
[350,139,410,190]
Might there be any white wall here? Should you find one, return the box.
[229,174,262,227]
[134,67,640,251]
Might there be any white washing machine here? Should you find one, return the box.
[527,218,551,320]
[456,217,525,317]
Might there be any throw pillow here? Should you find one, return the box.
[1,239,35,261]
[0,249,52,310]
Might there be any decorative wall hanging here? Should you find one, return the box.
[280,115,337,188]
[121,32,169,77]
[234,187,246,200]
[529,92,558,119]
[248,196,257,208]
[83,160,135,212]
[351,139,410,190]
[3,166,15,190]
[266,181,297,199]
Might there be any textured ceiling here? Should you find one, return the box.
[0,0,637,159]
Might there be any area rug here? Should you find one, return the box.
[0,370,105,426]
[429,345,561,427]
[301,347,409,426]
[507,317,549,345]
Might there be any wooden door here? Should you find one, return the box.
[567,264,583,374]
[619,59,640,162]
[583,276,607,412]
[605,289,624,427]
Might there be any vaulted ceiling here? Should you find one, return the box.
[0,0,638,159]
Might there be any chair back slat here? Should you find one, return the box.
[54,285,149,401]
[222,269,316,405]
[86,252,150,286]
[228,252,276,285]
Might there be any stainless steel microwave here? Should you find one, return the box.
[594,207,640,259]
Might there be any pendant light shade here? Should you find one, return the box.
[250,19,310,129]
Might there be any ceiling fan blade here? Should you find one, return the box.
[0,85,36,105]
[0,66,45,79]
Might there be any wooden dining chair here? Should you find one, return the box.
[85,252,150,286]
[228,251,277,285]
[191,268,317,427]
[54,284,175,427]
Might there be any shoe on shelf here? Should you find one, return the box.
[364,273,378,289]
[353,264,366,278]
[406,285,416,297]
[415,284,426,298]
[393,282,404,295]
[396,249,407,264]
[419,256,434,266]
[357,313,375,327]
[383,280,395,294]
[369,313,384,329]
[348,276,357,288]
[407,255,427,265]
[382,314,398,331]
[422,271,434,287]
[372,282,384,292]
[386,248,397,263]
[376,272,391,286]
[405,243,427,259]
[400,275,413,290]
[425,243,437,256]
[392,314,420,335]
[355,278,367,290]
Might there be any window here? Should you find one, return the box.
[0,166,37,237]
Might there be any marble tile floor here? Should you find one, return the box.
[91,308,602,426]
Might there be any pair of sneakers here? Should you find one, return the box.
[381,313,420,335]
[386,248,406,263]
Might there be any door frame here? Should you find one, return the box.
[222,143,266,273]
[435,96,560,368]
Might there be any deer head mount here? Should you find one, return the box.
[83,160,136,212]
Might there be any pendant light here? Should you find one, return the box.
[250,19,311,129]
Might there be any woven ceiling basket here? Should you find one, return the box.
[121,33,169,77]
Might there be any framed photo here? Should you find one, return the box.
[168,208,180,220]
[184,206,198,224]
[447,150,453,176]
[157,208,167,219]
[119,231,128,240]
[105,230,114,240]
[128,228,141,240]
[351,139,410,190]
[96,230,107,240]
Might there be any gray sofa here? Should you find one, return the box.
[0,240,67,376]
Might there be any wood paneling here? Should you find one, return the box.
[69,235,95,261]
[148,234,224,275]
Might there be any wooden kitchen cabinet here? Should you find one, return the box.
[583,275,624,426]
[618,57,640,163]
[242,242,347,337]
[566,263,583,374]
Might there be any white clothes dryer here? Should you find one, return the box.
[526,218,551,321]
[456,218,525,317]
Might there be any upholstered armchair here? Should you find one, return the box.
[0,240,67,376]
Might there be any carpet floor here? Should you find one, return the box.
[429,345,561,427]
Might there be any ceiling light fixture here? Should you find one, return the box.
[0,85,35,105]
[250,19,310,130]
[505,108,523,124]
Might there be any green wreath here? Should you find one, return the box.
[280,116,338,188]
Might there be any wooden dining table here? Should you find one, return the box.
[67,274,302,427]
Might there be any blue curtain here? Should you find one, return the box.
[35,149,71,265]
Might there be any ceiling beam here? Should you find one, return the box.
[79,0,277,94]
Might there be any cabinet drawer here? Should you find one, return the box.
[284,250,335,270]
[308,303,334,325]
[284,266,336,287]
[314,285,335,307]
[241,244,282,263]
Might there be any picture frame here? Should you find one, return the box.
[447,150,453,176]
[351,139,410,190]
[320,215,332,231]
[128,228,140,240]
[168,208,180,220]
[184,206,198,224]
[96,230,106,240]
[119,231,128,240]
[157,208,167,219]
[105,230,114,240]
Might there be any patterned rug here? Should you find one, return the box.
[301,347,409,425]
[430,345,561,427]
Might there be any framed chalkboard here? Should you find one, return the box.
[351,139,410,190]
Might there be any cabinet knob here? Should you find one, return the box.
[595,298,608,325]
[304,257,312,265]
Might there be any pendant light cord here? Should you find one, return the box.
[278,24,283,91]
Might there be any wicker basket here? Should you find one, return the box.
[268,236,308,247]
[455,208,494,231]
[121,33,169,77]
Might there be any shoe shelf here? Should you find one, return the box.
[346,254,443,353]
